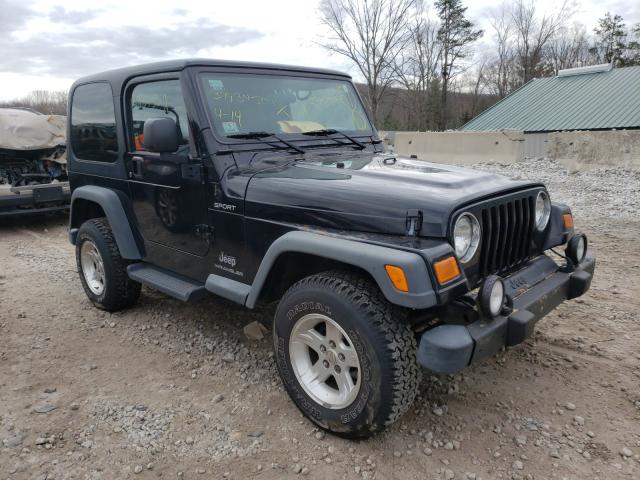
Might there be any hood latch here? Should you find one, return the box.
[405,209,423,236]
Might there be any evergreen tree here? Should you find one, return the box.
[592,12,627,65]
[435,0,482,130]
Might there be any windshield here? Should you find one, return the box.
[199,73,372,139]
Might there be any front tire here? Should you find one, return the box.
[273,271,420,438]
[75,218,141,312]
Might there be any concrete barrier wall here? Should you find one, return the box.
[377,130,403,148]
[394,130,525,166]
[547,130,640,171]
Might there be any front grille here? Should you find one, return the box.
[478,194,536,277]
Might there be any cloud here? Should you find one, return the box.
[0,1,264,79]
[605,1,640,24]
[48,6,102,24]
[0,0,37,29]
[172,8,189,17]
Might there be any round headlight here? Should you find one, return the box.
[566,234,587,264]
[478,275,506,318]
[453,213,481,263]
[489,280,505,315]
[575,237,585,260]
[535,191,551,230]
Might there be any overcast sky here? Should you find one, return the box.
[1,0,639,101]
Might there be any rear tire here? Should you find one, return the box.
[273,270,420,438]
[75,218,141,312]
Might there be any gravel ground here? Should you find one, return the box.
[1,158,639,480]
[472,157,640,224]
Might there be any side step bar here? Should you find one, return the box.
[127,263,206,302]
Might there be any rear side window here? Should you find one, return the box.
[70,83,118,162]
[129,80,190,154]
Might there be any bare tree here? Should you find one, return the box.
[546,23,592,74]
[468,60,487,118]
[0,90,68,115]
[319,0,416,124]
[394,3,442,130]
[511,0,570,84]
[485,2,518,98]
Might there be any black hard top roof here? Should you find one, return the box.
[72,58,352,92]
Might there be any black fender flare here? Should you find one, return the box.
[543,202,573,250]
[68,185,143,260]
[245,231,437,308]
[242,231,438,309]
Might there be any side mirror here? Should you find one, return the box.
[143,117,179,153]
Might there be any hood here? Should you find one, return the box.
[243,152,540,237]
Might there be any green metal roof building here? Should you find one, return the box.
[461,64,640,157]
[462,64,640,133]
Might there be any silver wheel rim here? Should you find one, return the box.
[289,313,361,410]
[80,240,106,296]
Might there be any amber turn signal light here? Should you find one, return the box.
[563,213,574,229]
[385,265,409,292]
[434,256,461,285]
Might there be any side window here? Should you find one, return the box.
[129,80,190,154]
[70,83,118,162]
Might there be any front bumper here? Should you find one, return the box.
[417,253,596,374]
[0,182,70,216]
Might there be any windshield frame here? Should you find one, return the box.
[193,67,375,147]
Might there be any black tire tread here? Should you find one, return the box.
[282,270,420,433]
[76,217,140,312]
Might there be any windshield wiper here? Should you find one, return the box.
[226,131,305,154]
[302,129,366,150]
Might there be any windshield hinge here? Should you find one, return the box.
[405,209,423,237]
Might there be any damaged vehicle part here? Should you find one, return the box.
[0,108,70,216]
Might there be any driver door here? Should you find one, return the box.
[125,77,209,276]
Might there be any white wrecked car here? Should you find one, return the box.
[0,107,70,216]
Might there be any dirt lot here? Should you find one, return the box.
[1,159,639,480]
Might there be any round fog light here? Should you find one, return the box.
[479,275,506,318]
[566,234,587,264]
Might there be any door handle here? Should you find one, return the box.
[130,156,144,179]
